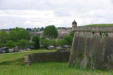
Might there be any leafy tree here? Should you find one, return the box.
[5,40,16,48]
[0,42,4,48]
[40,27,44,31]
[17,39,30,49]
[9,28,30,42]
[43,25,58,39]
[0,28,30,48]
[0,30,9,44]
[32,35,40,49]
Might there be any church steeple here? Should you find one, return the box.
[72,20,77,31]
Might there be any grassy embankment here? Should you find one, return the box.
[0,49,112,75]
[85,24,113,26]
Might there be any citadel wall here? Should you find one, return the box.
[69,26,113,69]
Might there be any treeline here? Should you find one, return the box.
[0,28,30,49]
[0,25,74,50]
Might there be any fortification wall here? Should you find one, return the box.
[28,51,70,63]
[69,27,113,69]
[74,26,113,32]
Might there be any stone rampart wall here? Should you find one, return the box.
[74,26,113,32]
[29,51,70,62]
[69,27,113,69]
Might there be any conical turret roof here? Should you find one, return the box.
[72,20,77,24]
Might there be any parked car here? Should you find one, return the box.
[0,47,9,53]
[56,46,62,50]
[9,49,14,53]
[47,45,55,50]
[63,45,70,48]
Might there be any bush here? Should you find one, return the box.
[48,39,56,46]
[56,39,68,47]
[40,37,49,48]
[63,36,73,46]
[70,31,74,37]
[17,39,30,49]
[63,31,74,46]
[5,40,16,48]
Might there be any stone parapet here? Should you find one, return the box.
[74,26,113,32]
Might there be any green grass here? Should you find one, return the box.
[0,63,112,75]
[0,49,56,64]
[85,24,113,27]
[0,49,112,75]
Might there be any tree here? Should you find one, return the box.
[5,40,16,48]
[0,42,4,48]
[40,27,44,31]
[17,39,30,49]
[32,35,40,49]
[9,28,30,42]
[43,25,58,39]
[0,30,9,44]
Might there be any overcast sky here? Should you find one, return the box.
[0,0,113,29]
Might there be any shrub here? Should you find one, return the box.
[40,37,49,48]
[56,39,68,47]
[17,39,30,49]
[48,39,56,46]
[5,40,16,48]
[63,36,73,46]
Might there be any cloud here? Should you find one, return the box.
[0,0,113,29]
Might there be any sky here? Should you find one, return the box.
[0,0,113,29]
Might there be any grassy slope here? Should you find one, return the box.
[0,49,56,64]
[0,49,112,75]
[85,24,113,26]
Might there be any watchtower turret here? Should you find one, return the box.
[72,20,77,31]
